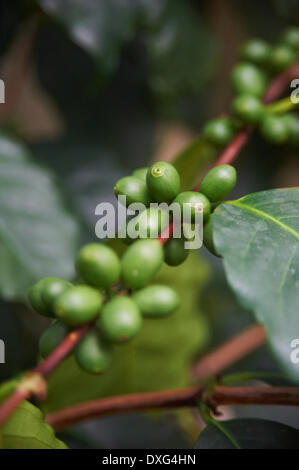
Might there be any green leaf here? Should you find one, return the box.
[195,418,299,449]
[37,0,167,72]
[0,400,67,449]
[213,188,299,381]
[0,133,79,300]
[43,252,210,412]
[146,0,217,101]
[37,0,217,99]
[173,136,216,190]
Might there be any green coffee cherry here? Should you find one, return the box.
[231,62,267,97]
[132,285,180,318]
[74,328,112,374]
[146,161,180,203]
[127,207,169,241]
[173,191,210,222]
[41,278,72,312]
[200,165,237,203]
[121,239,163,289]
[283,113,299,146]
[280,27,299,52]
[203,118,235,147]
[98,296,142,343]
[28,279,53,317]
[269,45,296,71]
[55,285,103,326]
[240,39,271,66]
[163,238,189,266]
[132,167,148,182]
[260,114,289,144]
[231,94,264,124]
[203,216,220,257]
[114,176,151,207]
[77,243,120,289]
[39,321,70,359]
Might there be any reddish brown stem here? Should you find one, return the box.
[263,63,299,104]
[0,325,89,428]
[157,221,174,245]
[192,324,266,380]
[33,324,90,378]
[46,385,299,432]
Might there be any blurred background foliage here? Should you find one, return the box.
[0,0,298,448]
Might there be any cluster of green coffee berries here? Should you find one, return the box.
[28,27,298,377]
[28,160,237,374]
[203,27,299,147]
[114,161,237,258]
[28,245,181,374]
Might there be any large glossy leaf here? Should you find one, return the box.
[195,418,299,449]
[37,0,216,99]
[0,134,79,300]
[0,400,67,449]
[37,0,167,72]
[213,188,299,381]
[43,252,210,412]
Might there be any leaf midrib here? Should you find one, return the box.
[227,201,299,242]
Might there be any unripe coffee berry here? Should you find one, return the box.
[98,296,142,343]
[280,27,299,52]
[39,321,70,358]
[77,243,120,289]
[203,118,235,147]
[269,45,296,71]
[146,162,180,203]
[200,164,237,203]
[132,167,148,182]
[240,39,271,66]
[28,279,54,318]
[41,277,72,311]
[203,215,220,257]
[55,285,103,326]
[231,62,267,97]
[231,94,264,124]
[74,328,112,374]
[173,191,211,222]
[163,238,189,266]
[127,207,169,240]
[132,285,180,318]
[121,239,163,289]
[114,176,151,207]
[260,115,289,144]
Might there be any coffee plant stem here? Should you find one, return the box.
[266,95,299,114]
[194,61,299,191]
[46,385,299,432]
[263,63,299,104]
[0,325,90,427]
[192,324,266,380]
